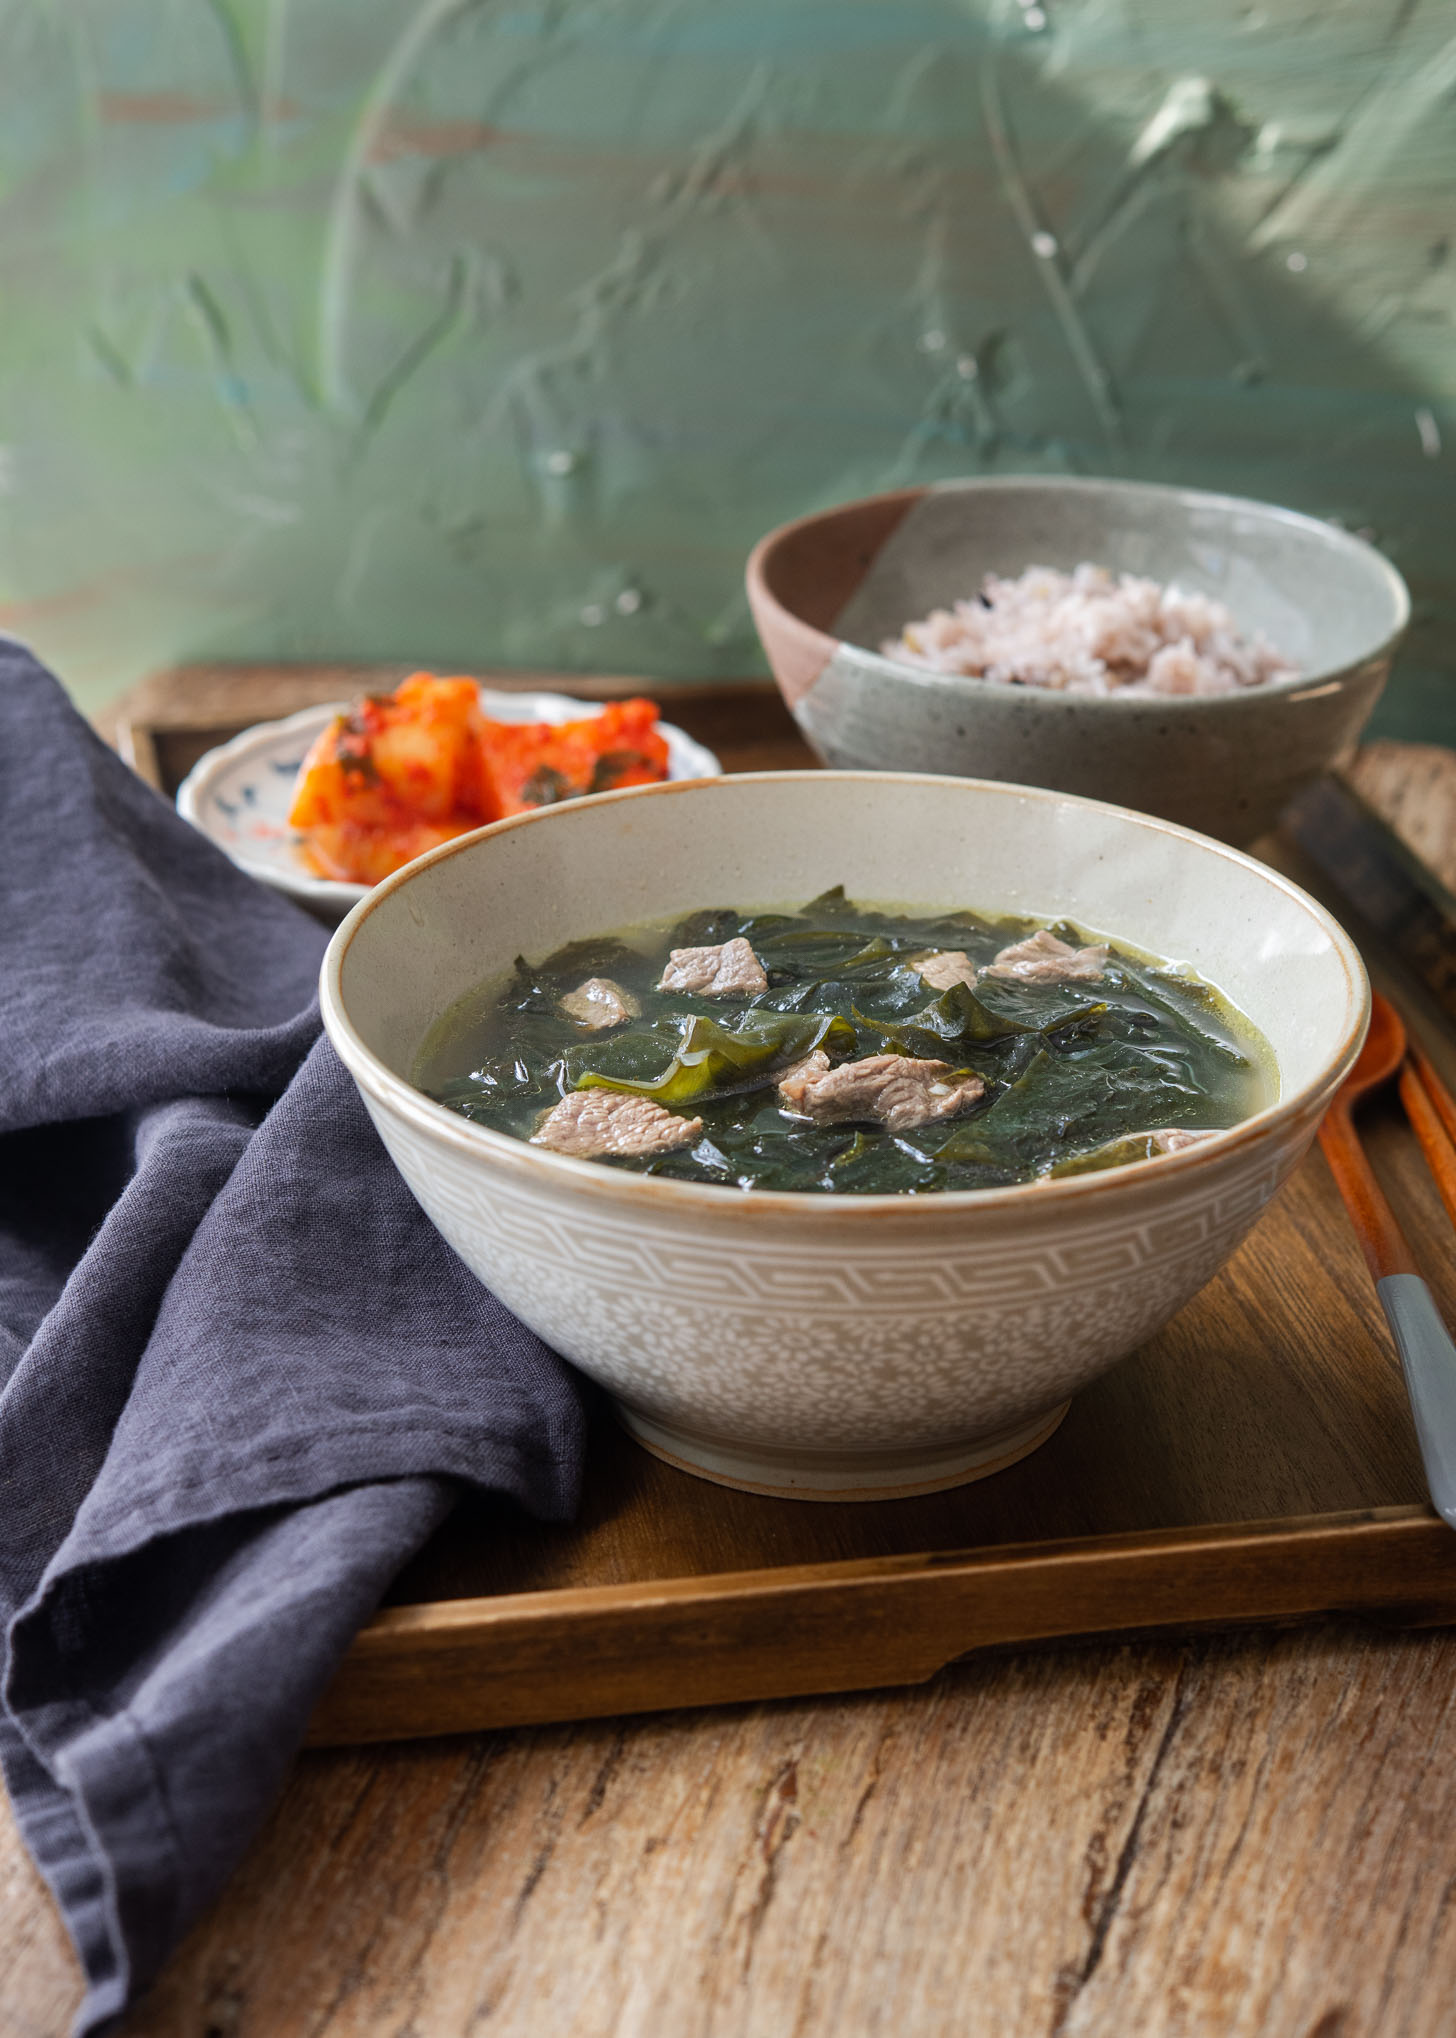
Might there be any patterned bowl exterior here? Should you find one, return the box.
[320,768,1368,1495]
[356,1072,1318,1465]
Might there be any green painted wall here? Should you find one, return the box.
[1,0,1453,730]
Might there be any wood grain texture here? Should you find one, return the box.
[1346,742,1456,903]
[1318,1000,1419,1286]
[0,1805,78,2038]
[311,1508,1456,1745]
[10,1625,1456,2038]
[1401,1047,1456,1239]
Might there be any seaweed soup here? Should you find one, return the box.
[417,889,1272,1195]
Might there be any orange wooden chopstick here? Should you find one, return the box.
[1400,1044,1456,1234]
[1319,1097,1420,1281]
[1411,1040,1456,1150]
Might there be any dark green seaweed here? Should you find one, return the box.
[416,892,1270,1194]
[568,1010,855,1106]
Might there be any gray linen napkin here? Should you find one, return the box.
[0,647,585,2032]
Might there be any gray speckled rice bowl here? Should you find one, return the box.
[747,476,1410,845]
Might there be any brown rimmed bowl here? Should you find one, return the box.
[746,476,1410,845]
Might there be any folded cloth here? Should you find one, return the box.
[0,649,585,2033]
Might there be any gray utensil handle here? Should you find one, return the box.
[1377,1273,1456,1530]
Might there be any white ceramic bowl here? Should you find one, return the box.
[175,691,723,920]
[320,772,1368,1501]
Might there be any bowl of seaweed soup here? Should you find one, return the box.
[417,886,1270,1196]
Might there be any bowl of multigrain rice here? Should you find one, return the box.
[746,476,1409,844]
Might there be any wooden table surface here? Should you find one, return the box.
[9,679,1456,2036]
[7,1623,1456,2037]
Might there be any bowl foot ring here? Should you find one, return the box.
[613,1400,1070,1502]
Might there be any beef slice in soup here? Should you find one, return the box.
[773,1048,832,1100]
[420,889,1269,1194]
[657,937,768,998]
[778,1052,986,1133]
[560,977,641,1030]
[909,949,977,993]
[533,1090,703,1158]
[982,929,1109,984]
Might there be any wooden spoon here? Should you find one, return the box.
[1319,992,1456,1527]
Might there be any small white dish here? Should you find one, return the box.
[175,691,723,919]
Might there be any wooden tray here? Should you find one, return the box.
[105,664,1456,1746]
